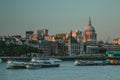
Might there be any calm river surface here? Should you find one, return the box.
[0,61,120,80]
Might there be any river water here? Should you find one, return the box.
[0,61,120,80]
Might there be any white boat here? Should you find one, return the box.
[74,60,104,66]
[49,58,62,63]
[6,60,27,69]
[26,62,41,69]
[31,58,51,63]
[31,58,62,63]
[26,58,60,69]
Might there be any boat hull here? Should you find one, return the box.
[26,62,60,69]
[6,65,26,69]
[75,63,104,66]
[40,64,60,68]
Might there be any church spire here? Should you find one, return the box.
[88,17,92,26]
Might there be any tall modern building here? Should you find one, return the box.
[83,17,97,42]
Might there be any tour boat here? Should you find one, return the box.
[6,60,27,69]
[74,60,104,66]
[31,58,62,63]
[49,58,62,63]
[26,58,60,69]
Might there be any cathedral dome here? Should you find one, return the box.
[84,17,95,32]
[83,17,97,42]
[85,25,95,32]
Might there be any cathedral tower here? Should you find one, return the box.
[83,17,97,42]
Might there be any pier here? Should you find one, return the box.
[1,57,31,62]
[1,54,120,62]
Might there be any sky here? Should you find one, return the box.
[0,0,120,42]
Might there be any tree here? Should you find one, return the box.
[0,41,6,56]
[0,41,42,57]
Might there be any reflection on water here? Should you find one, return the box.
[0,61,120,80]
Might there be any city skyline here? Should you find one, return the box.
[0,0,120,42]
